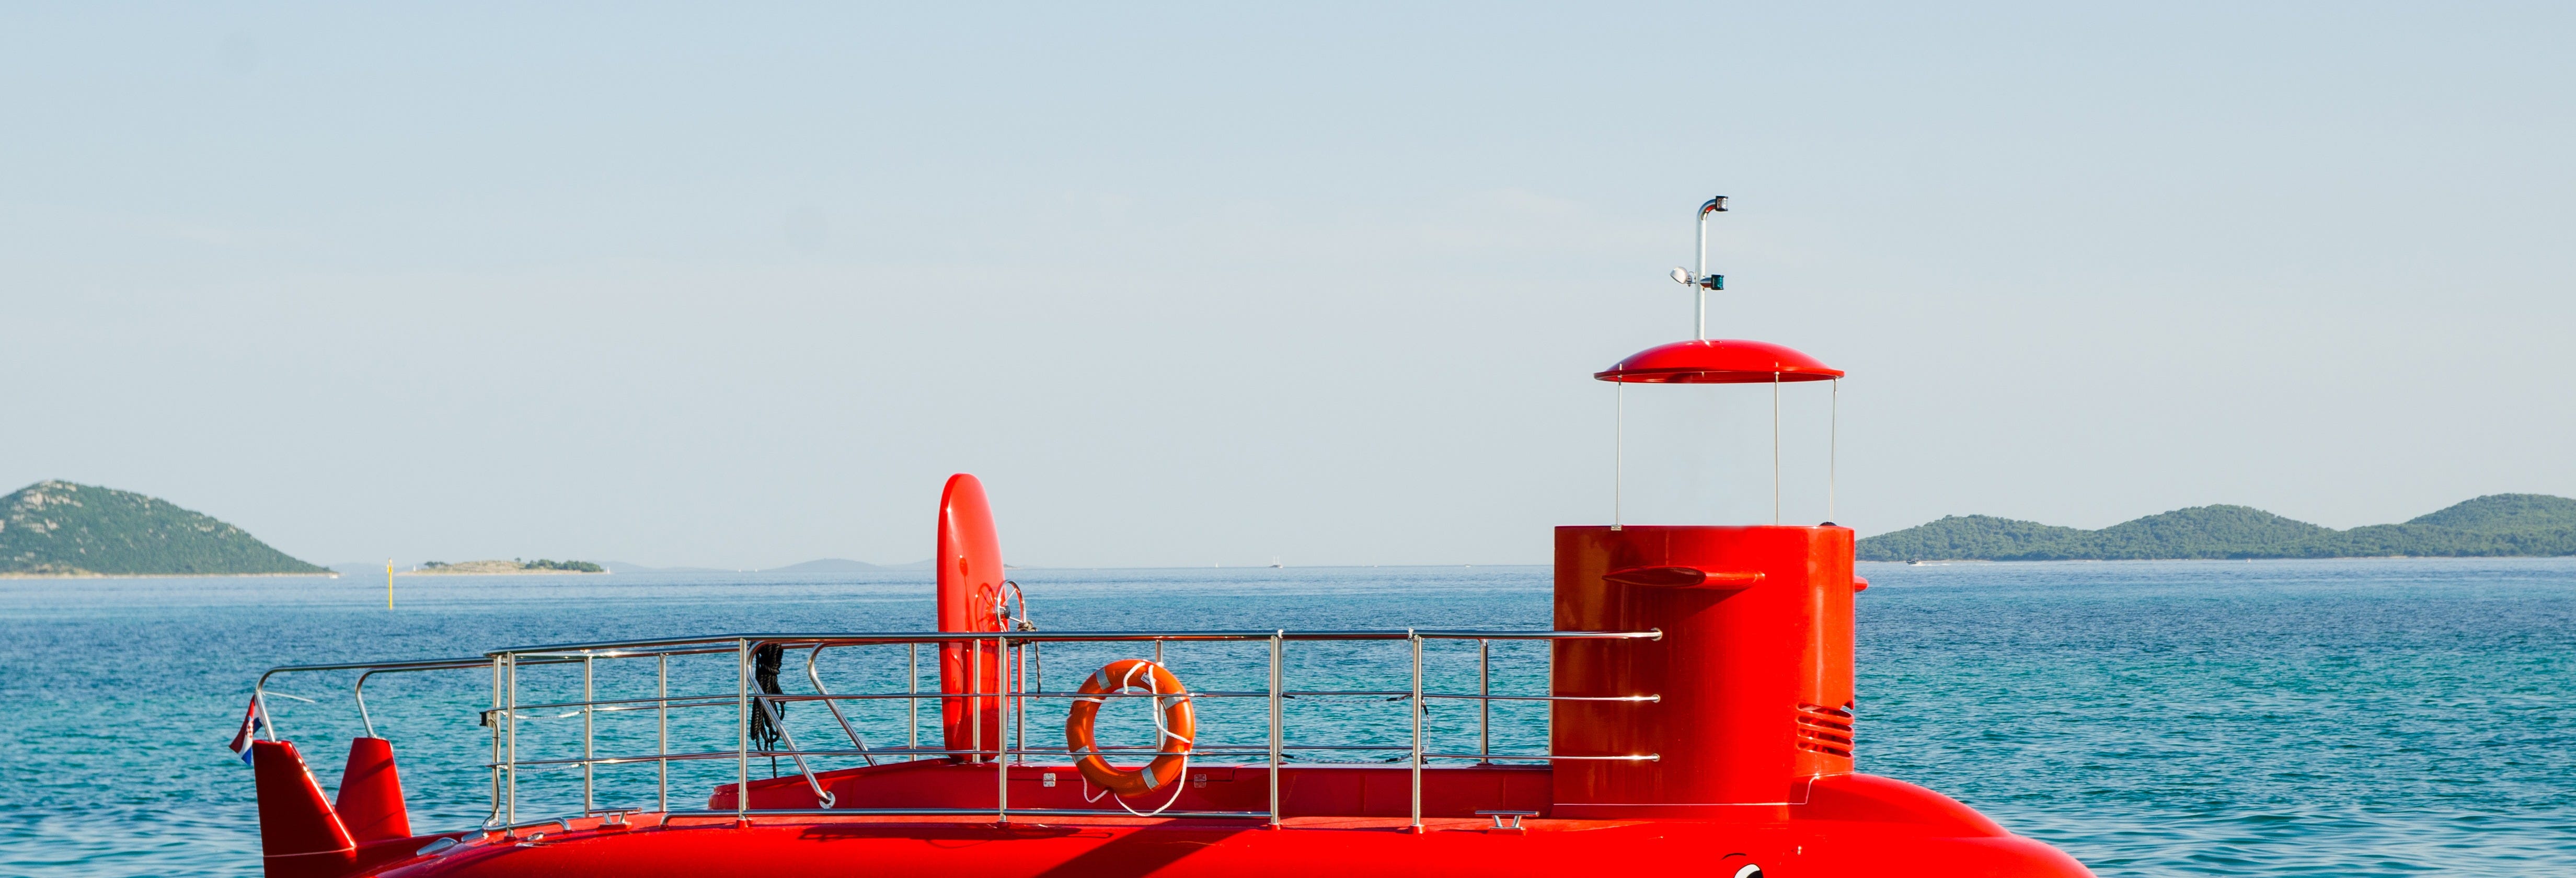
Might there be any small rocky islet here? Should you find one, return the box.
[404,559,604,575]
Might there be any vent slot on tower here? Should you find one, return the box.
[1796,702,1855,758]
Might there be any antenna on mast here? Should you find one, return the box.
[1671,195,1728,339]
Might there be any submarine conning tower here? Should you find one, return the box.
[1551,195,1857,819]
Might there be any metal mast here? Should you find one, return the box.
[1677,195,1727,339]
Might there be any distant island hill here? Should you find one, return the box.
[1859,493,2576,562]
[2,480,332,577]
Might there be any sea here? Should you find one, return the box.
[0,558,2568,877]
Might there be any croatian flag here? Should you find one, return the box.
[227,698,264,765]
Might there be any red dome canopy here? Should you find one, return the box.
[1595,339,1843,384]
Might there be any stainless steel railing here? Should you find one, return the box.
[254,627,1658,833]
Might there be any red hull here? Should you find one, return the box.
[358,770,2085,878]
[246,477,2097,878]
[376,814,2085,878]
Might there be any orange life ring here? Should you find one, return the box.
[1065,659,1195,796]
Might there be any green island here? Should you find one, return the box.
[1859,493,2576,561]
[408,559,605,574]
[1,480,330,576]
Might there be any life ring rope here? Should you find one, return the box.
[1065,658,1195,815]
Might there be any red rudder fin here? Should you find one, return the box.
[334,737,411,842]
[251,740,357,878]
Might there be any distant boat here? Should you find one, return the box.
[1270,557,1283,568]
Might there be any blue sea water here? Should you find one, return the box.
[0,559,2569,876]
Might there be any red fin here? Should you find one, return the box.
[334,737,411,842]
[251,740,356,877]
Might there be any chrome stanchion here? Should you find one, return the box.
[908,643,920,761]
[504,652,519,826]
[970,637,983,763]
[995,633,1009,824]
[1409,630,1423,833]
[1479,638,1491,764]
[735,639,750,823]
[581,653,594,815]
[1269,630,1284,827]
[488,656,503,826]
[658,653,669,812]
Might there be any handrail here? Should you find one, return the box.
[483,628,1658,657]
[253,627,1661,836]
[482,689,1653,714]
[754,695,834,807]
[803,644,878,766]
[257,655,561,743]
[487,742,1664,769]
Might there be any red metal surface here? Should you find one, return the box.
[937,473,1007,759]
[334,737,412,842]
[352,796,2086,878]
[1595,338,1842,384]
[1552,525,1857,816]
[250,740,355,878]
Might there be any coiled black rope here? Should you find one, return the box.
[750,643,786,776]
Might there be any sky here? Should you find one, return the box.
[4,4,2571,569]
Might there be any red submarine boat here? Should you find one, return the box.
[239,198,2092,878]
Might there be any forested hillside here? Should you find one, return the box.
[0,481,328,576]
[1858,494,2576,561]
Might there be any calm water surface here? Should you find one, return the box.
[0,559,2568,876]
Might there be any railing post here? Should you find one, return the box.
[907,642,920,761]
[1478,638,1490,764]
[1409,629,1423,833]
[1009,638,1020,762]
[355,672,377,739]
[1269,630,1283,827]
[582,652,594,815]
[504,652,518,826]
[970,636,983,764]
[736,639,750,823]
[995,633,1009,825]
[253,671,280,743]
[759,696,834,807]
[488,656,503,826]
[658,653,669,813]
[809,645,878,765]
